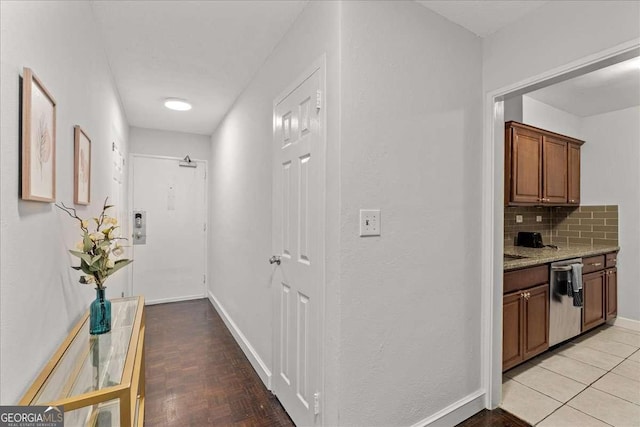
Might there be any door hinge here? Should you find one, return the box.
[313,392,320,415]
[203,274,206,284]
[316,90,322,111]
[203,223,207,232]
[112,142,115,151]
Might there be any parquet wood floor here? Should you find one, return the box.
[144,299,528,427]
[144,298,294,426]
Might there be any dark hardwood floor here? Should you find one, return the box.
[144,299,527,427]
[144,299,294,426]
[456,408,531,427]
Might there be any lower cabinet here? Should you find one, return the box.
[582,271,606,332]
[605,267,617,319]
[503,283,549,371]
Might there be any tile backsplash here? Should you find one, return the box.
[505,205,618,247]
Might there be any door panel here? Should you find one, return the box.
[503,292,523,371]
[511,128,542,203]
[523,284,549,359]
[606,268,617,319]
[543,136,568,203]
[272,65,324,426]
[567,143,581,205]
[132,156,206,304]
[582,272,605,331]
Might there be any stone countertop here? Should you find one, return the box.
[504,244,620,271]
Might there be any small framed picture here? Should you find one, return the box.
[21,67,56,202]
[73,126,91,205]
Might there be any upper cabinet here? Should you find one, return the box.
[505,121,584,206]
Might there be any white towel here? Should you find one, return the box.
[571,263,583,307]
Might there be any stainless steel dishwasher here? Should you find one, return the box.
[549,258,583,346]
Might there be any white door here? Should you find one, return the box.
[272,62,325,426]
[131,155,207,304]
[110,141,127,296]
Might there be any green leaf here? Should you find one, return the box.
[91,254,102,265]
[106,259,133,277]
[104,205,114,210]
[83,232,93,252]
[69,250,93,266]
[80,260,92,275]
[71,266,82,271]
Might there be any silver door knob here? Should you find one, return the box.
[269,255,281,265]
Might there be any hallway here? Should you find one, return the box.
[144,299,294,426]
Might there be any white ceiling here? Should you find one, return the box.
[416,0,548,37]
[91,1,307,135]
[526,57,640,117]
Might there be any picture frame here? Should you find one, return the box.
[73,126,91,205]
[21,67,56,202]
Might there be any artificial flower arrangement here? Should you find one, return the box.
[56,198,132,288]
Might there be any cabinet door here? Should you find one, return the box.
[567,143,581,205]
[606,268,617,320]
[542,136,568,204]
[583,271,606,332]
[503,291,524,371]
[510,127,543,204]
[523,284,549,360]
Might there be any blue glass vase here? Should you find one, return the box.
[90,287,111,335]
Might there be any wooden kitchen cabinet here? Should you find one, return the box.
[505,121,584,206]
[582,271,606,332]
[503,263,550,372]
[606,267,617,319]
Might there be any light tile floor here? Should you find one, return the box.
[502,324,640,426]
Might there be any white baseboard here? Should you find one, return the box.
[207,290,272,389]
[410,390,486,427]
[608,316,640,332]
[145,294,206,306]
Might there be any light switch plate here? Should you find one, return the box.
[360,209,380,236]
[536,215,542,222]
[515,215,523,223]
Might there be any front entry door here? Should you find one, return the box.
[272,61,325,426]
[131,155,207,304]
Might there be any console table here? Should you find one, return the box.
[20,296,145,426]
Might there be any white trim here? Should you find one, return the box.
[409,390,486,427]
[608,316,640,332]
[482,38,640,409]
[208,290,273,389]
[145,294,206,306]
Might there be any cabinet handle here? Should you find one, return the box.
[589,262,602,267]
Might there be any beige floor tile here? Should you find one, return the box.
[629,350,640,363]
[567,387,640,427]
[500,379,563,425]
[609,325,640,336]
[574,334,639,358]
[509,365,586,403]
[538,405,610,427]
[611,359,640,382]
[558,344,625,370]
[503,362,535,379]
[598,328,640,347]
[592,372,640,405]
[534,353,607,385]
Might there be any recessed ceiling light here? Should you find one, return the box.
[164,98,192,111]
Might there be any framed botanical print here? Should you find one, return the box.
[73,126,91,205]
[21,67,56,202]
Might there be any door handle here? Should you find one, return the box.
[269,255,281,265]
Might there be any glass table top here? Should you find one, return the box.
[32,297,140,404]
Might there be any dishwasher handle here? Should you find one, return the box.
[551,263,583,271]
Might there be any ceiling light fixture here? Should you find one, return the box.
[164,98,192,111]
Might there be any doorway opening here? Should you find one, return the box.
[483,42,640,414]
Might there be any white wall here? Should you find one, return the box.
[483,1,640,94]
[208,1,342,424]
[338,2,483,425]
[522,95,583,139]
[0,1,129,403]
[581,106,640,321]
[130,126,210,161]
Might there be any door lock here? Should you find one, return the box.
[269,255,281,265]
